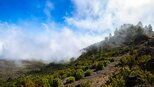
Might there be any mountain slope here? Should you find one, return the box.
[1,22,154,87]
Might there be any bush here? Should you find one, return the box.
[110,76,125,87]
[34,79,44,87]
[79,81,91,87]
[129,68,154,85]
[41,78,50,87]
[16,80,26,87]
[91,62,98,69]
[16,77,35,87]
[85,69,93,77]
[66,76,75,84]
[50,78,61,87]
[119,54,133,66]
[121,66,131,79]
[103,60,111,67]
[61,73,67,79]
[138,55,151,64]
[75,69,84,80]
[96,62,104,71]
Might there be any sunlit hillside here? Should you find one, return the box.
[1,23,154,87]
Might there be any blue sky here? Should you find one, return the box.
[0,0,73,23]
[0,0,154,62]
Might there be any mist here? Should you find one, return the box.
[83,22,153,54]
[0,22,104,63]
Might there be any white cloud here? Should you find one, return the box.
[44,0,54,20]
[66,0,154,32]
[0,22,104,62]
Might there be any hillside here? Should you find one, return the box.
[0,60,46,82]
[0,22,154,87]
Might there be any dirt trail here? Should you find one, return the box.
[65,57,122,87]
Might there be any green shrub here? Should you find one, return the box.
[120,54,133,66]
[16,80,26,87]
[65,68,76,77]
[34,79,44,87]
[138,55,151,64]
[91,62,98,69]
[75,69,84,80]
[121,66,131,79]
[41,78,50,87]
[102,84,112,87]
[79,81,91,87]
[26,79,35,87]
[103,60,111,67]
[143,71,154,84]
[96,62,104,71]
[130,66,141,76]
[76,65,86,71]
[130,68,154,85]
[50,78,61,87]
[16,77,35,87]
[48,76,54,86]
[110,76,125,87]
[66,76,75,84]
[61,73,67,79]
[85,69,93,77]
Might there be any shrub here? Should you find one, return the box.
[85,69,93,77]
[121,66,131,79]
[50,78,61,87]
[91,62,98,69]
[75,69,84,80]
[48,76,54,86]
[129,69,154,85]
[76,65,86,71]
[25,79,35,87]
[103,60,111,67]
[41,78,50,87]
[119,54,133,66]
[79,81,91,87]
[143,71,154,84]
[61,74,67,79]
[34,79,44,87]
[66,76,75,84]
[96,62,104,71]
[110,76,125,87]
[16,80,26,87]
[102,84,112,87]
[138,55,151,64]
[16,77,35,87]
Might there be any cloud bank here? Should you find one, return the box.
[0,22,104,62]
[0,0,154,62]
[66,0,154,32]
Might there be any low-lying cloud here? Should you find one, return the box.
[0,22,104,62]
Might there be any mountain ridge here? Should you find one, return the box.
[1,22,154,87]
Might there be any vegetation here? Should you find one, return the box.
[66,76,75,84]
[75,69,85,80]
[79,81,91,87]
[85,69,93,77]
[0,22,154,87]
[50,78,61,87]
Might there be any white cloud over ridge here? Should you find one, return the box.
[0,22,104,62]
[0,0,154,62]
[66,0,154,32]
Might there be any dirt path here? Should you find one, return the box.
[65,57,122,87]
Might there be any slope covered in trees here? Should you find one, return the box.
[0,22,154,87]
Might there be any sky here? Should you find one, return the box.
[0,0,154,62]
